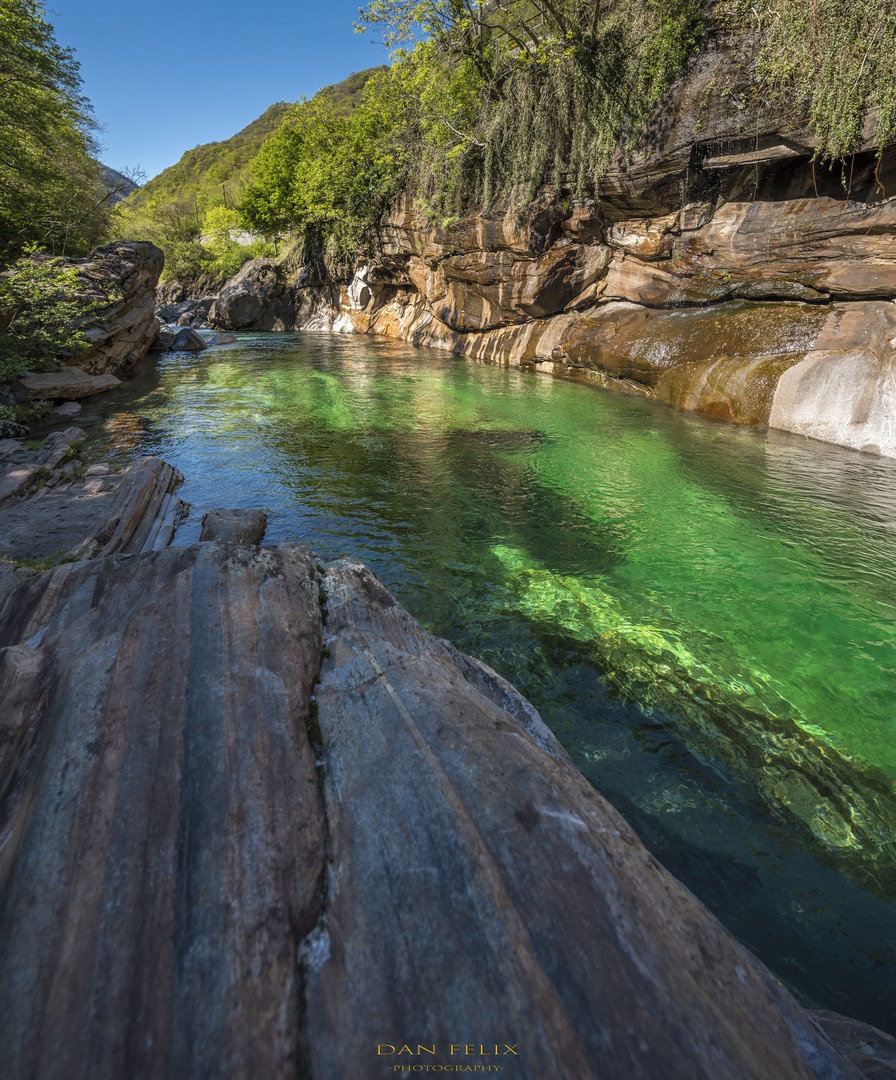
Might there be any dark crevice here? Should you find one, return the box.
[293,560,336,1080]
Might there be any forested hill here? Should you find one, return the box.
[120,66,387,215]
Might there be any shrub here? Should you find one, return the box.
[0,245,99,382]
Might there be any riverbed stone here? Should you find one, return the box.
[11,368,121,402]
[170,326,208,352]
[200,507,267,544]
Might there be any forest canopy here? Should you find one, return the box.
[237,0,896,268]
[0,0,120,265]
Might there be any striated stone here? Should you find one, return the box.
[69,240,164,375]
[71,455,187,558]
[0,543,325,1080]
[0,543,864,1080]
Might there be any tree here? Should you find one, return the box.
[0,0,113,265]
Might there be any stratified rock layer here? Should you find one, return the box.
[70,240,165,374]
[0,541,863,1079]
[195,26,896,458]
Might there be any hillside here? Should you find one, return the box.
[119,66,387,216]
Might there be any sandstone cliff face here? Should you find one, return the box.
[200,28,896,458]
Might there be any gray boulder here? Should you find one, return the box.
[170,327,208,352]
[208,259,296,331]
[200,507,267,543]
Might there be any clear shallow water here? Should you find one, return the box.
[83,332,896,1031]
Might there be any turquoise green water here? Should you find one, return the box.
[83,332,896,1030]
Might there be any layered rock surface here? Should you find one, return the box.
[195,26,896,458]
[0,536,875,1080]
[66,240,164,375]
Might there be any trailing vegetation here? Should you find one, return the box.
[239,0,706,261]
[742,0,896,166]
[234,0,896,275]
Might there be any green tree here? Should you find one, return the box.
[0,0,112,265]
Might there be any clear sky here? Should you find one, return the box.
[43,0,390,182]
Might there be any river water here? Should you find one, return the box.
[83,331,896,1032]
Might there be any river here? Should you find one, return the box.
[81,331,896,1032]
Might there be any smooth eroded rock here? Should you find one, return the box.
[11,368,120,402]
[200,508,267,544]
[0,542,326,1080]
[0,542,866,1079]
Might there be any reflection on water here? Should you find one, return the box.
[82,332,896,1032]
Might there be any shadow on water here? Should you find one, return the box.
[80,331,896,1034]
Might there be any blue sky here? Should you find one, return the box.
[44,0,390,182]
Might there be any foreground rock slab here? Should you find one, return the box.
[11,367,121,402]
[0,543,325,1080]
[0,543,863,1080]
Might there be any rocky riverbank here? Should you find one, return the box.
[2,477,895,1078]
[163,25,896,459]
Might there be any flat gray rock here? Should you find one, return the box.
[200,507,267,543]
[11,368,120,401]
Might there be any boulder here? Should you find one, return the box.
[0,420,28,440]
[68,240,165,375]
[0,541,866,1079]
[207,259,297,331]
[170,327,208,352]
[51,401,82,418]
[10,368,121,402]
[200,507,267,543]
[149,324,178,351]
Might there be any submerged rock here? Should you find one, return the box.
[0,540,865,1079]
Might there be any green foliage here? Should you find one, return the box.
[117,103,290,222]
[240,0,704,261]
[115,68,385,283]
[0,0,115,264]
[116,68,386,230]
[742,0,896,163]
[0,244,99,381]
[239,72,412,261]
